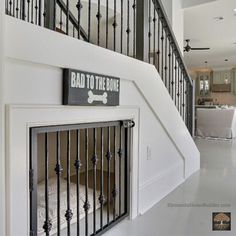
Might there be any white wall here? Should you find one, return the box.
[172,0,184,54]
[3,16,199,235]
[0,1,5,236]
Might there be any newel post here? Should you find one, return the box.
[136,0,149,62]
[44,0,56,30]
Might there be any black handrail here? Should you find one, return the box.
[152,0,192,86]
[56,0,88,41]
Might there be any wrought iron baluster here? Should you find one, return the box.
[120,0,123,53]
[31,0,34,23]
[126,0,131,56]
[171,46,174,99]
[27,0,30,22]
[6,0,9,15]
[96,0,101,45]
[55,131,63,236]
[148,0,151,63]
[161,24,164,80]
[179,70,183,117]
[65,131,73,236]
[177,61,180,111]
[92,128,98,234]
[43,133,52,236]
[16,0,19,18]
[113,0,117,51]
[174,56,177,106]
[76,0,82,39]
[74,130,81,236]
[38,0,41,25]
[83,129,90,236]
[88,0,91,41]
[132,0,136,58]
[99,127,104,229]
[59,7,63,31]
[106,127,112,224]
[9,0,12,15]
[168,41,171,94]
[183,77,186,122]
[106,0,109,48]
[157,16,160,72]
[35,0,38,24]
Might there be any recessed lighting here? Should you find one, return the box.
[225,59,229,62]
[234,8,236,12]
[214,16,224,21]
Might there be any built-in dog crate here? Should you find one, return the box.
[29,120,134,236]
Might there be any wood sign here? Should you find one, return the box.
[63,69,120,106]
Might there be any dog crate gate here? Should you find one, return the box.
[29,120,134,236]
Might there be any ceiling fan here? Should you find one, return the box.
[184,39,210,52]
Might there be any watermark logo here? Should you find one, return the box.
[212,212,231,231]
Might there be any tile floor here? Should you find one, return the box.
[104,138,236,236]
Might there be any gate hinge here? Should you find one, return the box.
[29,169,34,192]
[122,120,135,128]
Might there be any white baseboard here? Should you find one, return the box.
[139,163,184,215]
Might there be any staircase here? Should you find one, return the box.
[5,0,194,135]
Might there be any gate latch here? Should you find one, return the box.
[122,120,135,128]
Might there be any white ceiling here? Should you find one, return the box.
[183,0,236,70]
[182,0,217,9]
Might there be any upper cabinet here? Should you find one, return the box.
[212,70,231,92]
[213,70,231,84]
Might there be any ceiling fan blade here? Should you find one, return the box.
[191,47,210,50]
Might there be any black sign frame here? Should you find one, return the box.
[63,69,120,106]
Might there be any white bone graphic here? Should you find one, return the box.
[88,90,108,104]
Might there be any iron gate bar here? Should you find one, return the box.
[118,125,122,216]
[99,127,104,230]
[65,130,73,235]
[112,126,117,220]
[43,133,52,235]
[75,129,81,236]
[92,128,97,234]
[106,126,111,224]
[29,128,38,236]
[84,128,89,236]
[56,131,62,236]
[120,0,123,54]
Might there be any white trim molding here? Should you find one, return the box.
[6,105,140,236]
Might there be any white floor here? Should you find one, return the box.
[104,138,236,236]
